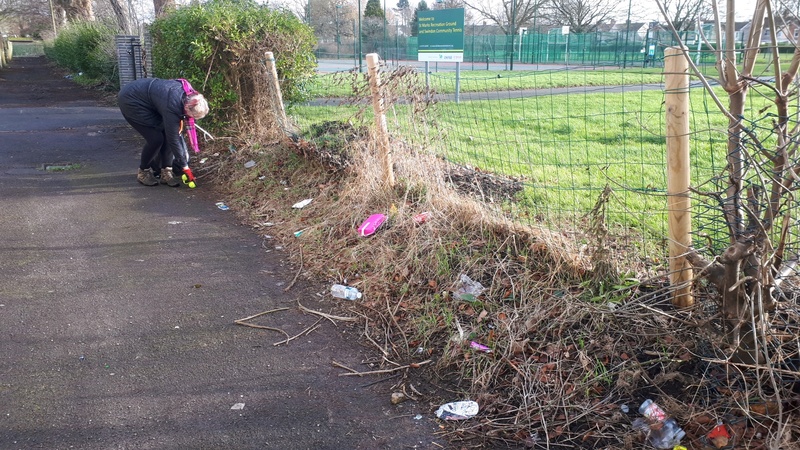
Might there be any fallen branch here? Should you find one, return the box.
[235,323,289,340]
[298,302,358,325]
[235,307,291,340]
[364,320,390,357]
[332,360,359,374]
[235,307,290,323]
[273,317,323,346]
[284,245,303,292]
[337,359,432,377]
[360,373,401,387]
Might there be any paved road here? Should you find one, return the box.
[0,57,439,449]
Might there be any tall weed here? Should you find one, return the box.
[44,22,117,88]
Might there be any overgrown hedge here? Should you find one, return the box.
[150,0,317,134]
[44,22,118,89]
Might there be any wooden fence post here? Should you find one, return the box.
[366,53,395,187]
[264,52,288,131]
[665,46,694,307]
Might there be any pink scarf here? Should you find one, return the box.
[178,78,200,154]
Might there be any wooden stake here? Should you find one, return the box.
[665,46,694,307]
[264,52,288,130]
[365,53,396,187]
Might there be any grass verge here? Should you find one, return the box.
[199,112,800,448]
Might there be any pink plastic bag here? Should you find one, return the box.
[357,214,387,237]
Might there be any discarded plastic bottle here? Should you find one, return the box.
[634,399,686,449]
[330,284,362,300]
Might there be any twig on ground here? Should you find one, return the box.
[273,317,323,346]
[284,245,303,292]
[361,373,401,387]
[387,295,410,353]
[298,302,358,324]
[402,384,419,401]
[364,319,389,357]
[389,414,420,419]
[382,356,402,367]
[198,164,223,178]
[636,303,705,326]
[332,360,359,374]
[235,307,290,323]
[235,308,291,340]
[338,360,432,377]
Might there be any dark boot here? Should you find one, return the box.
[137,168,158,186]
[160,167,180,187]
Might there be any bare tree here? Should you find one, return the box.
[395,0,411,27]
[313,0,355,42]
[153,0,174,18]
[659,0,800,369]
[108,0,133,33]
[54,0,94,23]
[433,0,473,24]
[660,0,712,31]
[463,0,543,34]
[0,0,52,36]
[542,0,618,33]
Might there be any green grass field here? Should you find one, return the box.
[308,68,666,97]
[307,53,781,98]
[293,65,778,250]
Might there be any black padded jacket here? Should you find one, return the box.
[118,78,189,169]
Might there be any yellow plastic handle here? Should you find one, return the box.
[181,174,196,189]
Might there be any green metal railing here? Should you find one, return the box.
[314,30,724,68]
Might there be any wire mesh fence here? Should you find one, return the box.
[300,48,800,276]
[314,29,728,69]
[288,42,800,445]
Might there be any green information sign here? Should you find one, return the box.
[417,8,465,62]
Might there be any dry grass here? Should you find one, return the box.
[196,69,800,449]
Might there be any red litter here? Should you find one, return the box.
[413,212,431,224]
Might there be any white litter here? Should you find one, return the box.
[292,199,313,209]
[435,400,479,420]
[453,274,485,300]
[231,403,245,410]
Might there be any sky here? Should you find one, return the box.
[172,0,763,24]
[631,0,759,23]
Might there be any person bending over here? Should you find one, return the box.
[118,78,208,186]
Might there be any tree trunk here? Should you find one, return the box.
[109,0,133,34]
[153,0,175,18]
[55,0,94,22]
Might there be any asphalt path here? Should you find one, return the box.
[0,57,439,449]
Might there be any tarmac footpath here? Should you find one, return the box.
[0,57,439,450]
